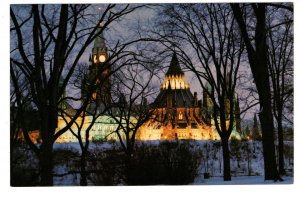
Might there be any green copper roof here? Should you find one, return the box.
[205,82,212,92]
[92,26,107,54]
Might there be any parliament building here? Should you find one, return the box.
[55,25,241,143]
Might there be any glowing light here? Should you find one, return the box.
[92,92,97,100]
[99,54,106,63]
[179,112,183,120]
[93,55,98,63]
[162,74,188,90]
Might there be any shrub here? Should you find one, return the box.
[87,146,125,185]
[11,143,39,186]
[126,141,201,185]
[53,147,79,166]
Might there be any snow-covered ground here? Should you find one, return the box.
[51,140,293,185]
[193,175,293,185]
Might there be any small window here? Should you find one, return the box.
[92,92,97,100]
[179,112,183,120]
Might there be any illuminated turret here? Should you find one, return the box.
[162,53,188,90]
[141,52,216,141]
[91,23,108,64]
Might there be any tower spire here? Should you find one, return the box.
[166,52,184,77]
[92,23,107,55]
[83,20,111,112]
[162,52,188,90]
[91,21,108,64]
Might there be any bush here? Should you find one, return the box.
[11,168,40,186]
[126,141,201,185]
[53,147,79,166]
[87,146,125,185]
[11,143,39,186]
[91,136,106,144]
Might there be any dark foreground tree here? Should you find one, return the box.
[60,102,101,186]
[230,3,290,181]
[10,4,144,185]
[267,6,293,175]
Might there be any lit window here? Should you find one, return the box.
[179,112,183,120]
[92,92,97,100]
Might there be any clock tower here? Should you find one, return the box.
[82,23,111,113]
[91,25,109,65]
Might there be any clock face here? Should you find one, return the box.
[99,55,106,63]
[93,55,98,63]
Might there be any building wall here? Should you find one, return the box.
[135,106,222,141]
[55,115,123,143]
[23,113,240,143]
[136,126,219,141]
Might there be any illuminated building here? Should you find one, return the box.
[54,26,241,143]
[56,23,116,143]
[136,52,241,140]
[81,23,111,113]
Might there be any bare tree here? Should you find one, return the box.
[10,65,40,186]
[267,6,293,175]
[10,67,34,145]
[230,3,291,181]
[10,4,144,185]
[154,4,244,181]
[106,61,158,182]
[59,63,97,186]
[59,96,102,186]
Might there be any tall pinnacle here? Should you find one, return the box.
[166,52,184,76]
[92,24,107,54]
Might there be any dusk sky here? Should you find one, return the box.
[73,3,260,120]
[2,0,298,195]
[6,2,293,121]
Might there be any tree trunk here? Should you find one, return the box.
[39,107,57,186]
[40,139,53,186]
[248,157,251,176]
[10,135,15,186]
[125,151,134,184]
[254,4,280,181]
[222,138,231,181]
[80,151,88,186]
[277,114,286,175]
[219,149,222,174]
[247,143,251,176]
[258,109,280,180]
[231,3,280,181]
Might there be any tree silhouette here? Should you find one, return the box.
[267,5,293,174]
[154,4,244,181]
[10,4,145,185]
[231,3,285,181]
